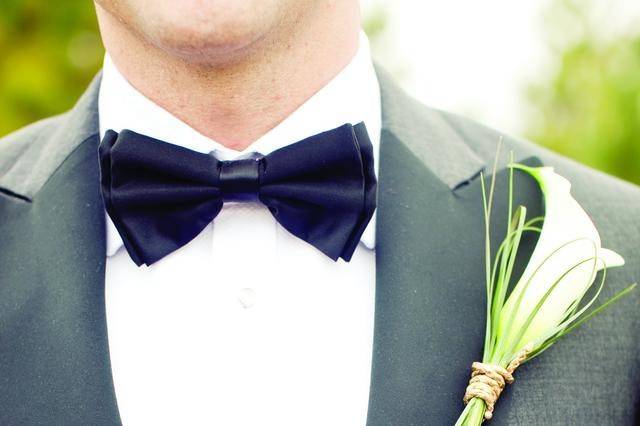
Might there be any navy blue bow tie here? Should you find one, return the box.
[99,123,377,266]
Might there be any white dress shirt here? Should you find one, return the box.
[99,33,381,426]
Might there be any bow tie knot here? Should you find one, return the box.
[218,156,263,201]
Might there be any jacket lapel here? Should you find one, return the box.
[367,70,543,425]
[0,76,120,425]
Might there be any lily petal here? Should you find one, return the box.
[497,165,624,352]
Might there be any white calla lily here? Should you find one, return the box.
[456,159,634,426]
[497,165,624,354]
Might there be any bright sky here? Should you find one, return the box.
[363,0,640,138]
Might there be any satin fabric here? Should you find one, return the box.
[99,123,377,266]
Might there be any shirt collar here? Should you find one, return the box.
[99,32,381,257]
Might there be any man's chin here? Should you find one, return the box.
[96,0,282,68]
[151,29,270,68]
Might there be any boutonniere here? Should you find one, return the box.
[455,148,637,425]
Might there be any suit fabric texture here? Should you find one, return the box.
[0,69,639,425]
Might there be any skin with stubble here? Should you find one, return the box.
[94,0,361,150]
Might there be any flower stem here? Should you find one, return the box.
[455,398,487,426]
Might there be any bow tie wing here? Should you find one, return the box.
[258,123,377,261]
[99,130,224,266]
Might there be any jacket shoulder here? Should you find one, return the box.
[439,108,640,200]
[0,114,66,155]
[0,114,69,198]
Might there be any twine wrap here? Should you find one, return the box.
[463,344,533,421]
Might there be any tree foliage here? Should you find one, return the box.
[526,0,640,184]
[0,0,103,136]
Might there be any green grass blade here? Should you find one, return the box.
[499,252,599,364]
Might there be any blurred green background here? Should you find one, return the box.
[1,1,639,185]
[525,0,640,185]
[0,1,103,135]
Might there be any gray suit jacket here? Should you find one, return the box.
[0,70,638,425]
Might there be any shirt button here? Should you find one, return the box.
[237,288,256,309]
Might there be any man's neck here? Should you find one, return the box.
[96,3,360,151]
